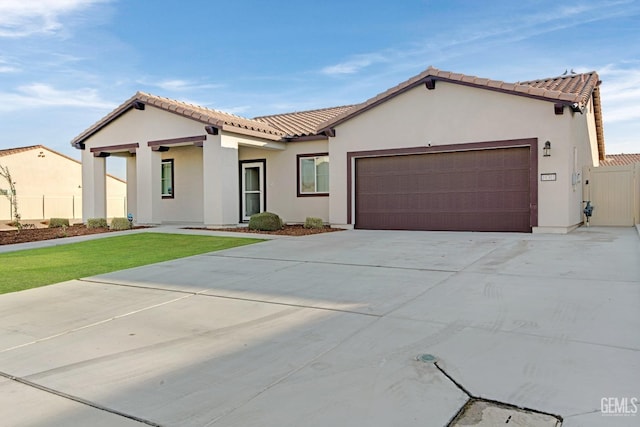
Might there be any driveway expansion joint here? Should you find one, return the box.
[208,253,460,274]
[0,370,162,426]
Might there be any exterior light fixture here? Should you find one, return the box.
[543,141,551,157]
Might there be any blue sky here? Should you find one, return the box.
[0,0,639,179]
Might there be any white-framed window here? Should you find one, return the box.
[298,153,329,196]
[161,159,174,198]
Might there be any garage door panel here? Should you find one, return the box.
[355,147,532,232]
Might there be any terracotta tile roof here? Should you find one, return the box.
[517,72,600,107]
[71,67,605,158]
[72,92,287,145]
[600,154,640,166]
[254,105,355,138]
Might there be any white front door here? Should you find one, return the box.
[241,162,264,221]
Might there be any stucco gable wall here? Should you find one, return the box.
[329,82,585,229]
[1,148,83,197]
[82,106,208,150]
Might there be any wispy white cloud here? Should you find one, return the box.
[599,63,640,123]
[321,0,638,79]
[138,78,224,93]
[321,53,389,76]
[0,0,111,38]
[218,105,252,115]
[0,83,114,112]
[0,64,19,73]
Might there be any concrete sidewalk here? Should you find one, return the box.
[0,224,286,254]
[0,226,638,426]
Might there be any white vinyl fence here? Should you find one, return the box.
[0,196,127,221]
[583,163,640,226]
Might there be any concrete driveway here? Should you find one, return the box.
[0,227,638,426]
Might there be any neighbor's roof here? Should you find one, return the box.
[71,92,353,145]
[0,144,125,183]
[600,153,640,166]
[0,145,45,157]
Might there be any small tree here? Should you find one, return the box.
[0,164,21,230]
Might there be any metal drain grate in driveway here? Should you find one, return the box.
[449,399,562,426]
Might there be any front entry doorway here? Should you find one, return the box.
[241,161,265,221]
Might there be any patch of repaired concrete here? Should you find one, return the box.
[450,399,562,426]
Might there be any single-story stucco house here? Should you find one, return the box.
[72,66,605,233]
[0,145,126,221]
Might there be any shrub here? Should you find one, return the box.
[86,218,108,229]
[48,218,70,228]
[110,217,131,231]
[248,212,283,231]
[304,217,324,229]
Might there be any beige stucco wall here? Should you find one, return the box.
[239,139,329,223]
[0,147,125,221]
[328,81,598,231]
[158,145,204,223]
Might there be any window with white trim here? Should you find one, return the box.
[298,154,329,196]
[161,159,174,198]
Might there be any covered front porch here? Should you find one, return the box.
[79,130,285,227]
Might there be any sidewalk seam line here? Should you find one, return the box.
[0,370,163,426]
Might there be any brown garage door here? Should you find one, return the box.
[355,147,531,232]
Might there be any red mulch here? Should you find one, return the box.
[0,225,124,245]
[187,224,344,236]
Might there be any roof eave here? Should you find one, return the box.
[70,97,142,147]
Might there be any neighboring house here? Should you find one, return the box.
[599,153,640,166]
[71,66,606,233]
[0,145,126,221]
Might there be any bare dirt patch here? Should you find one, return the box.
[187,224,344,236]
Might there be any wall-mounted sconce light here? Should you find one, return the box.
[543,141,551,157]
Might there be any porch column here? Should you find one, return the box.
[203,134,239,226]
[135,147,162,224]
[126,155,137,222]
[81,150,106,221]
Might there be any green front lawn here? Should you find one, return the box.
[0,233,264,294]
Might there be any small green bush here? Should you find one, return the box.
[48,218,70,228]
[304,217,324,229]
[110,217,131,230]
[248,212,283,231]
[86,218,108,229]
